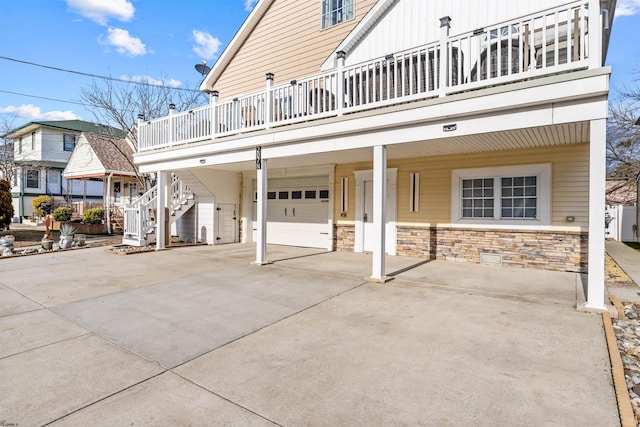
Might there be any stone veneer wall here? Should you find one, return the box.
[331,225,588,273]
[334,224,355,252]
[397,226,588,273]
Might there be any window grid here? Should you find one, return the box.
[461,178,494,218]
[26,169,39,189]
[501,176,537,219]
[322,0,354,29]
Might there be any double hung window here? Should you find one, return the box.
[452,164,550,226]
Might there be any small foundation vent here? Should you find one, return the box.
[480,253,502,266]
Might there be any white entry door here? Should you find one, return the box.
[354,169,397,255]
[216,203,237,244]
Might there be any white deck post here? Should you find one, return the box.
[156,171,167,251]
[585,118,607,311]
[265,73,274,129]
[168,103,175,147]
[438,16,451,97]
[336,51,346,116]
[371,145,389,282]
[211,91,219,139]
[255,154,269,265]
[588,0,603,68]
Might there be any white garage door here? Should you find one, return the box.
[253,176,330,249]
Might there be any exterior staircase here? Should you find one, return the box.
[122,173,195,246]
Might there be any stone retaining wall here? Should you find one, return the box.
[336,224,588,273]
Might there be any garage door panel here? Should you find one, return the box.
[253,175,330,249]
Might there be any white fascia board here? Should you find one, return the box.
[63,169,137,178]
[138,70,610,168]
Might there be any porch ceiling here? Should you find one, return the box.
[193,122,589,173]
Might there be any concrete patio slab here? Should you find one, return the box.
[0,247,222,306]
[0,309,89,358]
[0,334,163,426]
[392,259,579,308]
[54,258,364,368]
[0,283,42,317]
[176,282,618,426]
[50,372,276,427]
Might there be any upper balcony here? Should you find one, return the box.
[138,0,595,153]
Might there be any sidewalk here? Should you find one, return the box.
[607,240,640,286]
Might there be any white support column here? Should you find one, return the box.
[370,145,390,282]
[254,155,270,265]
[156,171,167,251]
[586,118,607,311]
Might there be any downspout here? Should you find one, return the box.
[106,172,113,234]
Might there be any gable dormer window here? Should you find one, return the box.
[63,134,76,151]
[322,0,354,29]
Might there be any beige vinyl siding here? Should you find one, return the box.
[214,0,377,99]
[334,143,589,229]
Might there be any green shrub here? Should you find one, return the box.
[0,180,14,230]
[82,208,104,224]
[32,195,52,217]
[52,207,72,222]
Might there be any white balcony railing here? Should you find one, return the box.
[138,0,590,152]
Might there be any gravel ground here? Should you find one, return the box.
[614,303,640,424]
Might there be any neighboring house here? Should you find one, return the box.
[2,120,126,220]
[63,132,140,233]
[128,0,616,310]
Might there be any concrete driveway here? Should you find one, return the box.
[0,244,618,426]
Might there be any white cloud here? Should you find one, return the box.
[244,0,258,11]
[192,29,222,60]
[66,0,134,25]
[616,0,640,17]
[100,28,147,56]
[0,104,80,121]
[121,75,183,88]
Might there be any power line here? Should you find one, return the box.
[0,89,85,106]
[0,55,202,93]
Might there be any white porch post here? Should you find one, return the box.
[371,145,389,282]
[168,103,175,146]
[586,118,607,310]
[255,153,269,265]
[156,171,167,251]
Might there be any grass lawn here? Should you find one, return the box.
[624,242,640,253]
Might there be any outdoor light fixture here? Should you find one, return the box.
[266,72,274,81]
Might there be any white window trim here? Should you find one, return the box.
[451,163,551,229]
[26,169,40,189]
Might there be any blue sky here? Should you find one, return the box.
[0,0,638,127]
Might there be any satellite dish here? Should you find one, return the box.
[195,61,212,76]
